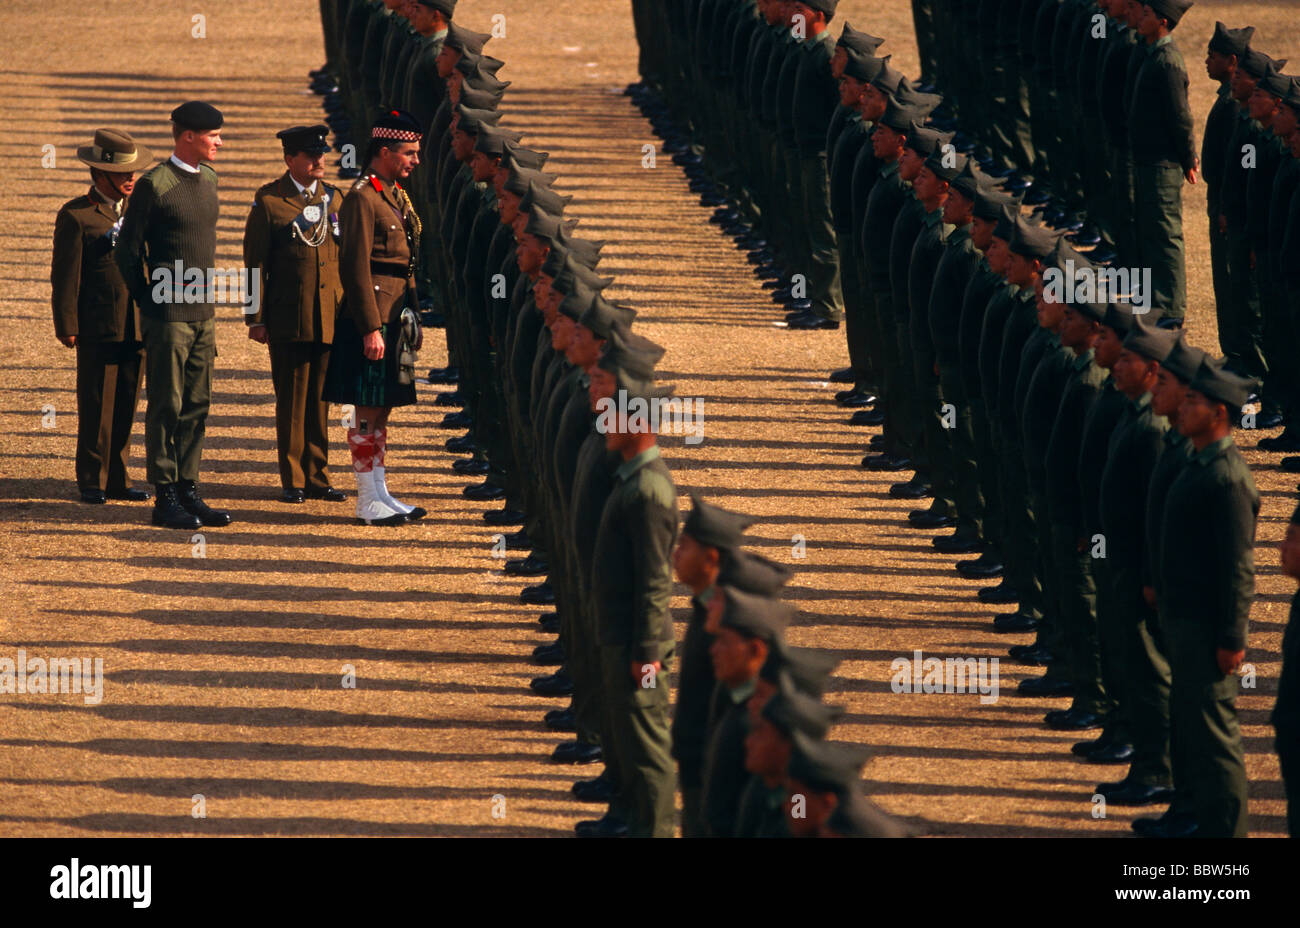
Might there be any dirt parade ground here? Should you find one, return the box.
[0,0,1296,838]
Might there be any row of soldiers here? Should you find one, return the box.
[920,2,1300,442]
[311,0,909,836]
[628,4,1298,836]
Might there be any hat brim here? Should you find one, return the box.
[76,143,153,173]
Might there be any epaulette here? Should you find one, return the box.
[351,175,371,193]
[368,175,384,193]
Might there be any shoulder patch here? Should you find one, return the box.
[199,163,219,184]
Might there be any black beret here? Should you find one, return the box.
[578,295,636,340]
[1071,300,1109,324]
[843,48,887,85]
[717,547,794,596]
[759,641,841,696]
[171,100,223,132]
[903,122,954,158]
[950,160,990,202]
[718,584,793,644]
[788,732,872,794]
[551,256,612,297]
[683,495,758,550]
[598,327,667,383]
[1259,62,1294,99]
[1189,358,1257,411]
[473,124,523,158]
[762,680,845,740]
[869,58,906,95]
[878,96,925,133]
[992,201,1021,241]
[520,179,571,217]
[1241,48,1286,81]
[444,21,490,55]
[503,167,557,198]
[1146,0,1193,29]
[895,83,943,114]
[453,104,501,135]
[456,54,507,85]
[1208,23,1255,60]
[1046,236,1091,277]
[459,85,504,112]
[501,146,549,175]
[1159,336,1206,383]
[972,185,1021,223]
[557,282,598,322]
[1008,216,1060,260]
[1122,315,1182,363]
[523,206,572,246]
[923,148,965,184]
[419,0,456,15]
[276,124,330,155]
[541,236,602,276]
[837,22,884,55]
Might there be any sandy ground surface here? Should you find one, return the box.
[0,0,1295,837]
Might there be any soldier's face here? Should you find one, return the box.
[186,129,222,163]
[380,142,419,179]
[409,3,435,33]
[498,190,521,225]
[516,233,544,273]
[970,216,995,251]
[1232,70,1258,103]
[871,125,903,161]
[672,534,717,590]
[831,47,846,80]
[1177,389,1223,440]
[550,315,575,352]
[588,367,616,411]
[838,76,860,108]
[1059,309,1096,351]
[1006,253,1039,289]
[1273,103,1298,138]
[744,717,791,779]
[1035,286,1066,331]
[1248,88,1280,123]
[437,47,459,80]
[860,84,887,121]
[709,626,763,688]
[1151,368,1186,420]
[1094,324,1123,368]
[1124,1,1143,28]
[1112,349,1151,397]
[985,237,1010,274]
[567,325,601,368]
[286,150,326,185]
[898,148,924,182]
[1205,50,1233,83]
[452,129,475,162]
[470,151,496,181]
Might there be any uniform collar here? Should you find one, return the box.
[1072,347,1095,371]
[614,444,662,482]
[1152,34,1173,51]
[88,185,122,217]
[693,584,716,611]
[879,158,900,178]
[728,676,758,705]
[169,154,200,174]
[1129,390,1153,413]
[922,206,942,228]
[1192,435,1234,465]
[287,172,318,198]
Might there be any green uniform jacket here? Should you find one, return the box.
[51,189,136,342]
[1143,428,1189,594]
[1098,392,1168,568]
[1158,437,1258,663]
[1127,34,1195,171]
[1044,350,1107,537]
[591,445,680,664]
[701,678,753,838]
[670,588,716,787]
[735,774,788,838]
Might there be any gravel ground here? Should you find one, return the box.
[0,0,1293,836]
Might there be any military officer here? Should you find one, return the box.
[52,128,153,505]
[115,101,232,531]
[322,108,428,525]
[243,125,347,504]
